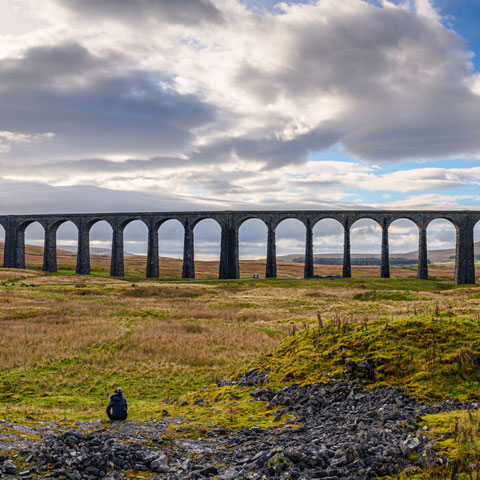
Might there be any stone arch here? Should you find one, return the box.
[388,218,421,277]
[390,215,421,229]
[238,218,268,278]
[122,220,148,276]
[273,214,307,230]
[190,215,223,230]
[312,218,345,276]
[312,216,344,229]
[193,218,222,279]
[426,218,457,280]
[474,220,480,279]
[237,216,268,229]
[88,220,114,274]
[54,220,79,272]
[349,217,382,278]
[21,221,45,270]
[158,218,185,279]
[350,215,383,230]
[274,217,307,277]
[0,222,4,265]
[426,216,460,231]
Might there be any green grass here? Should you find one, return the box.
[353,290,418,301]
[3,271,480,477]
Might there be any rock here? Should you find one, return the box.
[199,465,218,476]
[1,460,17,474]
[151,457,170,473]
[3,377,476,480]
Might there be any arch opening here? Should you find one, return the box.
[312,218,344,277]
[238,218,267,278]
[427,219,457,280]
[23,222,45,270]
[158,219,184,279]
[350,218,381,277]
[122,220,148,276]
[0,224,4,266]
[275,218,306,278]
[388,218,420,278]
[54,221,78,272]
[89,220,113,275]
[193,219,221,279]
[474,221,480,281]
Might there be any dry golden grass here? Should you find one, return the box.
[0,269,39,282]
[0,314,123,369]
[0,247,474,421]
[121,318,277,368]
[0,272,467,374]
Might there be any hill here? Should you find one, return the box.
[278,241,480,263]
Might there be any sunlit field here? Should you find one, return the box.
[0,241,473,421]
[0,243,480,478]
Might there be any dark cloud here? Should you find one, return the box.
[0,42,109,89]
[0,43,216,160]
[0,157,187,176]
[57,0,223,26]
[189,123,341,169]
[233,3,480,162]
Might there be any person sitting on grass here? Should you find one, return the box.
[106,387,128,421]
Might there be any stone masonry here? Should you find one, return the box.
[0,210,477,284]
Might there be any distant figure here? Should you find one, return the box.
[106,387,128,421]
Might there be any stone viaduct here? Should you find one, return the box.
[0,210,477,284]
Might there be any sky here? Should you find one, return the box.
[1,0,480,259]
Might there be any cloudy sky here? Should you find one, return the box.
[1,0,480,259]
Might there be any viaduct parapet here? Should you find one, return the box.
[0,210,477,284]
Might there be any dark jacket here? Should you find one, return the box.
[106,393,128,420]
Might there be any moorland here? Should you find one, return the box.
[0,246,479,478]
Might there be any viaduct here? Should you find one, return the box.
[0,210,477,284]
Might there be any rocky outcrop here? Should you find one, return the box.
[0,379,475,479]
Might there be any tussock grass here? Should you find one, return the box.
[257,315,480,400]
[2,265,480,476]
[0,273,478,419]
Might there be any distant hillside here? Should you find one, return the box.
[277,241,480,264]
[0,241,477,264]
[58,245,137,257]
[0,243,76,258]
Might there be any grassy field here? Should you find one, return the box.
[0,258,471,420]
[1,249,480,477]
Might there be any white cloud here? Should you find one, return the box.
[414,0,441,22]
[0,130,54,154]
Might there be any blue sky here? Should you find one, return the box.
[436,0,480,70]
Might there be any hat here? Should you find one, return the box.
[115,387,123,394]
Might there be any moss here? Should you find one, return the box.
[387,410,480,479]
[256,316,480,401]
[163,385,294,439]
[125,470,151,479]
[267,454,289,475]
